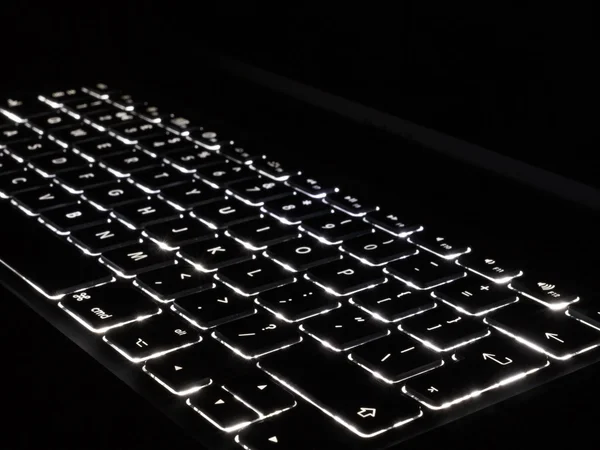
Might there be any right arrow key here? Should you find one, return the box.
[485,300,600,360]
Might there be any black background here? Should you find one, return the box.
[1,5,599,449]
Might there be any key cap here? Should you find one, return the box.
[399,305,490,352]
[187,128,223,150]
[128,165,189,193]
[0,169,47,196]
[408,231,471,259]
[59,283,160,332]
[49,125,104,147]
[27,113,80,134]
[0,202,113,298]
[39,88,86,106]
[164,147,225,173]
[55,166,115,193]
[158,180,223,210]
[101,241,175,277]
[69,221,138,254]
[109,93,140,111]
[218,143,257,165]
[195,161,254,188]
[509,276,579,309]
[301,307,389,351]
[306,258,386,296]
[342,231,418,266]
[404,334,549,409]
[110,120,162,144]
[161,115,194,135]
[136,103,167,123]
[100,151,159,177]
[223,373,296,416]
[486,300,600,359]
[350,281,436,322]
[83,181,145,210]
[63,98,110,117]
[135,264,214,302]
[1,116,16,129]
[5,138,63,161]
[300,213,372,244]
[567,303,600,329]
[1,125,40,146]
[265,236,341,272]
[349,333,443,383]
[1,96,52,120]
[172,286,257,329]
[251,157,293,181]
[385,252,467,290]
[226,217,297,250]
[433,277,519,316]
[82,83,117,99]
[143,339,242,395]
[13,185,75,214]
[256,280,341,323]
[73,137,130,160]
[111,197,179,229]
[215,258,296,296]
[228,177,292,206]
[456,251,523,283]
[263,193,331,225]
[190,197,260,229]
[178,236,251,272]
[104,313,201,363]
[213,311,302,359]
[29,151,88,177]
[188,385,259,432]
[143,216,214,249]
[323,192,377,217]
[0,153,21,175]
[259,340,422,438]
[364,210,423,237]
[136,133,192,157]
[286,175,336,198]
[40,201,108,233]
[85,109,136,129]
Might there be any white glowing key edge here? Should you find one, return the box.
[224,231,268,251]
[0,108,27,123]
[186,398,254,433]
[102,335,202,363]
[382,267,467,291]
[407,240,471,260]
[132,280,177,304]
[566,310,600,331]
[98,257,137,279]
[508,283,579,310]
[257,366,424,438]
[58,302,161,333]
[340,246,418,267]
[401,359,551,410]
[347,353,445,385]
[255,298,342,323]
[214,274,296,298]
[347,298,437,323]
[299,325,391,352]
[322,199,375,218]
[397,326,491,353]
[211,332,303,360]
[455,260,523,284]
[221,385,298,419]
[303,273,386,297]
[142,366,213,396]
[367,220,424,238]
[431,292,520,317]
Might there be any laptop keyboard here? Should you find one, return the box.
[1,85,600,449]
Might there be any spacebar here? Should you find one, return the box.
[0,202,113,299]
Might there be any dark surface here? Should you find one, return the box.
[1,6,599,450]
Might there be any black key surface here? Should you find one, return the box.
[129,165,189,193]
[1,96,53,119]
[136,103,167,123]
[223,373,296,416]
[404,334,549,409]
[323,192,377,216]
[27,112,80,133]
[101,241,175,277]
[187,385,260,432]
[399,305,490,352]
[215,258,296,296]
[385,252,467,290]
[214,311,302,359]
[164,147,225,172]
[408,230,471,259]
[486,300,600,359]
[137,133,192,157]
[568,303,600,329]
[191,197,260,229]
[104,313,201,363]
[112,197,179,229]
[29,151,88,176]
[85,109,136,129]
[100,151,158,177]
[110,119,162,143]
[342,231,418,266]
[457,251,523,283]
[55,165,115,193]
[49,125,104,147]
[135,264,214,302]
[41,201,108,233]
[59,283,160,332]
[5,138,63,161]
[349,333,443,383]
[84,181,145,210]
[265,236,341,272]
[509,276,579,308]
[109,93,140,111]
[350,281,437,322]
[178,236,251,272]
[365,210,423,237]
[158,180,223,210]
[226,217,297,250]
[259,340,422,438]
[82,83,117,99]
[263,193,331,224]
[64,97,110,117]
[300,213,372,244]
[144,216,214,249]
[433,277,519,316]
[12,185,76,214]
[73,137,131,160]
[286,175,336,198]
[217,143,257,165]
[39,88,87,106]
[0,169,47,196]
[228,177,292,206]
[301,307,388,351]
[0,153,22,174]
[1,125,40,146]
[306,258,386,296]
[195,161,254,188]
[251,157,293,181]
[0,202,113,298]
[161,115,194,135]
[172,286,257,329]
[187,128,223,150]
[69,221,138,254]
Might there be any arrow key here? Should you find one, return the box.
[223,373,296,416]
[486,300,600,359]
